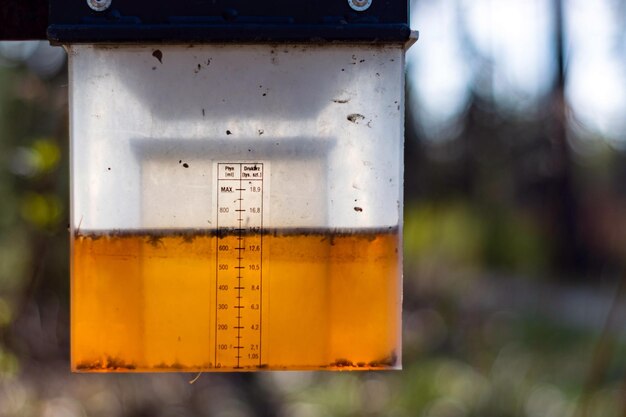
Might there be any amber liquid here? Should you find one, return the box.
[71,228,400,372]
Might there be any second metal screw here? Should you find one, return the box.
[348,0,372,12]
[87,0,112,12]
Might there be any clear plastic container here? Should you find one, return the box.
[69,44,404,371]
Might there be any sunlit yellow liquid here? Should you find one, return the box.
[71,229,400,372]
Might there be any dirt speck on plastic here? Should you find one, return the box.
[152,49,163,63]
[347,113,365,123]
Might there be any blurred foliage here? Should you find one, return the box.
[0,45,70,390]
[404,201,550,275]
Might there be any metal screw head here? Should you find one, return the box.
[348,0,372,11]
[87,0,112,12]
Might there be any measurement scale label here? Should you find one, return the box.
[215,163,264,369]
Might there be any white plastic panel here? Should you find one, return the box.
[68,44,405,231]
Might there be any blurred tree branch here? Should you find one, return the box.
[549,0,586,275]
[575,270,626,417]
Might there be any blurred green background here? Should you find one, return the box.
[2,0,626,415]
